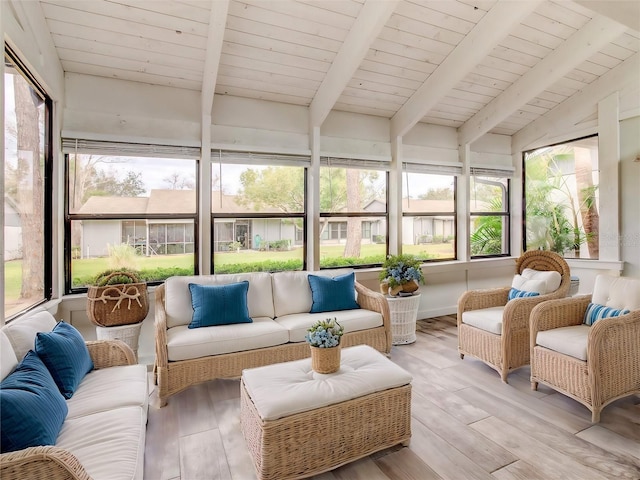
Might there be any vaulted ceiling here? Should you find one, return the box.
[34,0,640,144]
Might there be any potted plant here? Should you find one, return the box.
[86,268,149,327]
[379,254,425,297]
[305,318,344,374]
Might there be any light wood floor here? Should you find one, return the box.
[144,315,640,480]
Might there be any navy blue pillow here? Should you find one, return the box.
[188,281,252,328]
[308,272,360,313]
[0,350,68,453]
[35,322,94,399]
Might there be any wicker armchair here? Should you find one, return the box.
[457,250,570,382]
[530,275,640,422]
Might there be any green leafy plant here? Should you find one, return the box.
[305,318,344,348]
[91,268,142,286]
[378,254,425,288]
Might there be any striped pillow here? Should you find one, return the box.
[583,302,630,326]
[508,288,540,300]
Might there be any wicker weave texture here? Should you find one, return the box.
[388,294,420,345]
[310,345,341,374]
[0,446,92,480]
[457,250,571,382]
[530,295,640,422]
[155,280,392,406]
[240,380,411,480]
[96,323,142,356]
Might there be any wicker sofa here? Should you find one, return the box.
[155,270,391,406]
[0,309,148,480]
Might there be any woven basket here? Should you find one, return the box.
[87,273,149,327]
[310,345,341,374]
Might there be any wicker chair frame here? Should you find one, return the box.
[530,294,640,422]
[155,281,392,407]
[0,341,136,480]
[457,250,570,382]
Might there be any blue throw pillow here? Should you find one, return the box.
[508,288,540,300]
[0,350,68,453]
[308,272,360,313]
[35,322,94,399]
[188,281,252,328]
[583,302,630,326]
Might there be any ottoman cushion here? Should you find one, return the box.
[242,345,412,421]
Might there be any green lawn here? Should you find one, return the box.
[5,241,454,303]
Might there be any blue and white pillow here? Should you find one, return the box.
[508,288,540,300]
[583,303,630,326]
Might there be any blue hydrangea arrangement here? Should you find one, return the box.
[379,254,425,288]
[305,318,344,348]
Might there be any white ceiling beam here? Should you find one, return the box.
[458,15,627,146]
[390,0,541,139]
[201,0,229,118]
[512,52,639,152]
[573,1,640,32]
[309,0,398,128]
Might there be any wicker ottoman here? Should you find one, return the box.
[240,345,412,480]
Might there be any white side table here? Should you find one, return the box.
[387,294,421,345]
[95,323,142,359]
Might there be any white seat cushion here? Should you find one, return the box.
[242,345,412,421]
[2,309,57,361]
[166,317,289,361]
[536,325,590,361]
[0,330,18,381]
[461,306,504,335]
[66,365,148,419]
[275,309,383,343]
[56,406,146,480]
[271,269,354,318]
[163,273,275,328]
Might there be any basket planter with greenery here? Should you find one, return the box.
[305,318,344,374]
[379,254,425,297]
[86,269,149,327]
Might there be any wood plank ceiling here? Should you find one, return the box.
[38,0,640,140]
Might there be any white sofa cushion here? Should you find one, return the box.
[514,268,562,294]
[0,330,18,381]
[56,406,146,480]
[461,306,504,335]
[242,345,412,421]
[164,273,275,328]
[166,317,289,361]
[275,309,384,343]
[2,309,57,361]
[66,365,148,419]
[272,269,354,318]
[591,275,640,311]
[536,325,590,361]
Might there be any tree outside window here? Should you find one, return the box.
[4,52,51,318]
[524,136,599,259]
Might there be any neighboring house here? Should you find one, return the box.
[75,190,457,258]
[4,196,22,261]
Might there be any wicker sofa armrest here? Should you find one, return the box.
[154,284,170,374]
[0,446,91,480]
[529,295,592,349]
[355,281,392,352]
[86,339,136,369]
[457,287,510,326]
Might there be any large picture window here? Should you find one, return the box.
[470,171,511,257]
[211,152,307,273]
[402,170,456,261]
[319,159,388,268]
[65,147,198,291]
[3,49,52,318]
[524,136,599,259]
